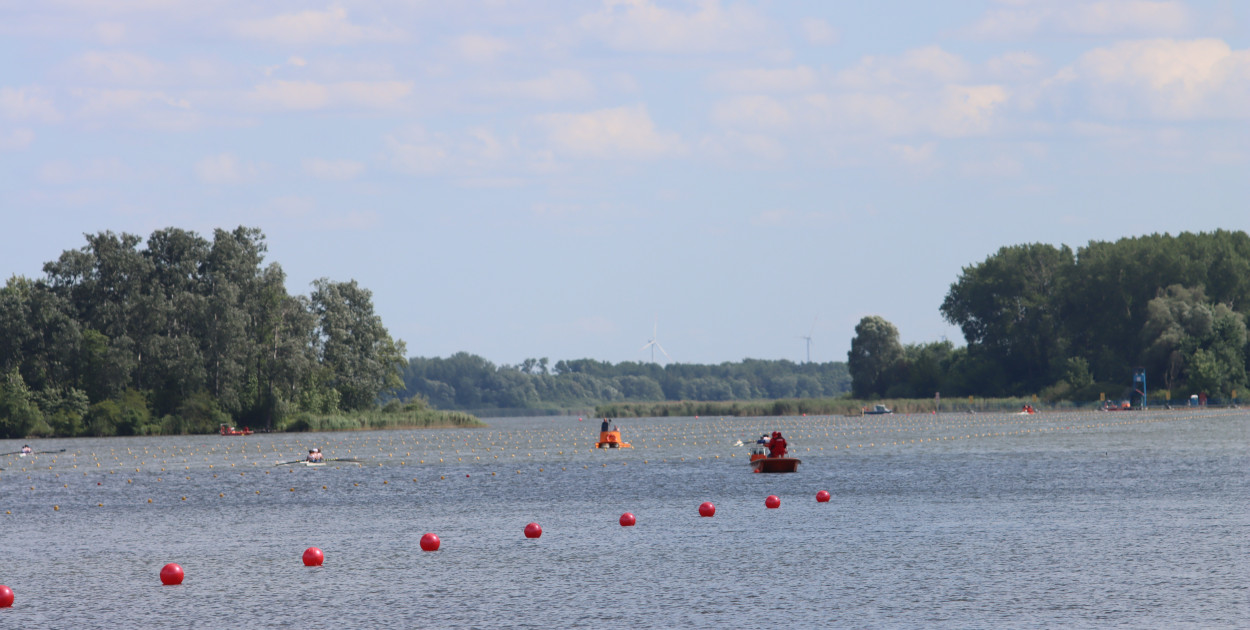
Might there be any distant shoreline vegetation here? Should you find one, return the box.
[399,354,852,414]
[594,395,1218,418]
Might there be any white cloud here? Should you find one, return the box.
[303,158,365,180]
[71,51,164,84]
[711,95,792,129]
[891,142,938,166]
[482,70,595,101]
[799,17,838,46]
[707,66,817,92]
[537,104,685,159]
[700,130,787,162]
[244,80,412,111]
[0,127,35,151]
[235,7,404,45]
[836,46,970,89]
[1053,38,1250,119]
[0,87,61,122]
[455,34,510,64]
[195,153,261,184]
[967,1,1193,39]
[383,125,511,175]
[934,84,1011,136]
[579,0,773,53]
[94,22,127,45]
[986,52,1047,80]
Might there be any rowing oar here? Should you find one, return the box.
[326,458,362,463]
[1,448,68,456]
[273,459,308,466]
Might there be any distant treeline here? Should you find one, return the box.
[0,227,414,438]
[400,354,851,412]
[849,230,1250,402]
[597,396,1079,418]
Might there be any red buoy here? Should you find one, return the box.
[302,547,324,566]
[765,495,780,509]
[524,522,542,539]
[698,502,716,517]
[0,585,13,608]
[419,532,440,551]
[159,563,184,585]
[816,490,831,503]
[619,512,636,526]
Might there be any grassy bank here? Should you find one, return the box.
[595,397,1109,418]
[279,407,486,432]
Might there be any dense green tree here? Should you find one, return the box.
[0,227,408,437]
[941,243,1072,392]
[310,279,407,411]
[848,316,904,399]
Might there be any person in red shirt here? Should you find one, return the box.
[767,432,787,458]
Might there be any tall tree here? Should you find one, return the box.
[848,316,904,399]
[310,279,406,411]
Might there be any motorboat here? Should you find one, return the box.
[748,446,800,473]
[219,424,253,436]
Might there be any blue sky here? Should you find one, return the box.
[2,0,1248,367]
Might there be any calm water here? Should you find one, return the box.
[2,409,1246,629]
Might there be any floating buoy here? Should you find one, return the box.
[419,533,440,552]
[0,584,13,607]
[698,502,716,517]
[765,495,780,509]
[524,522,542,539]
[302,547,324,566]
[160,563,184,585]
[619,512,636,527]
[816,490,831,503]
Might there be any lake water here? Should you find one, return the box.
[2,409,1246,629]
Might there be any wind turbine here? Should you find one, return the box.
[641,319,670,363]
[799,315,817,363]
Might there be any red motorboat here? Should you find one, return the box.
[219,424,253,436]
[747,431,800,473]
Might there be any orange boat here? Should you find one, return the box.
[219,424,253,436]
[594,419,632,449]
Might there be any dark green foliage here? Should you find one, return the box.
[928,230,1250,399]
[400,354,852,412]
[0,227,410,437]
[848,316,904,399]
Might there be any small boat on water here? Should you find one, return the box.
[749,451,801,473]
[303,461,326,467]
[747,431,800,473]
[219,424,253,436]
[594,419,632,448]
[863,404,893,415]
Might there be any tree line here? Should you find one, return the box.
[0,227,406,438]
[848,230,1250,402]
[400,353,851,412]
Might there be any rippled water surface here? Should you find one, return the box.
[2,409,1247,629]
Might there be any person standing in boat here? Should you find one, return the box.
[766,432,787,458]
[601,418,611,433]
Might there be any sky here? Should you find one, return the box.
[2,0,1249,368]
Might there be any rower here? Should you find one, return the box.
[306,448,324,463]
[20,445,33,456]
